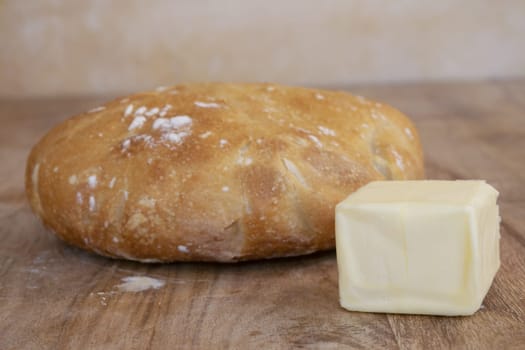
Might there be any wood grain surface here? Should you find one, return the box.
[1,80,525,349]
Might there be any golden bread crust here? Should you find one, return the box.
[26,83,424,262]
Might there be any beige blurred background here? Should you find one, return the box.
[1,0,524,97]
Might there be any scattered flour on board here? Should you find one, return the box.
[117,276,165,292]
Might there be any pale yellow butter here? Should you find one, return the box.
[335,180,500,316]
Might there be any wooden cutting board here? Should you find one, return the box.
[1,81,524,349]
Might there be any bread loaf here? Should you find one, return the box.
[26,83,424,262]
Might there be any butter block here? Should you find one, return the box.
[335,180,500,316]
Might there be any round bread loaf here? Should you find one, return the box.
[26,83,424,262]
